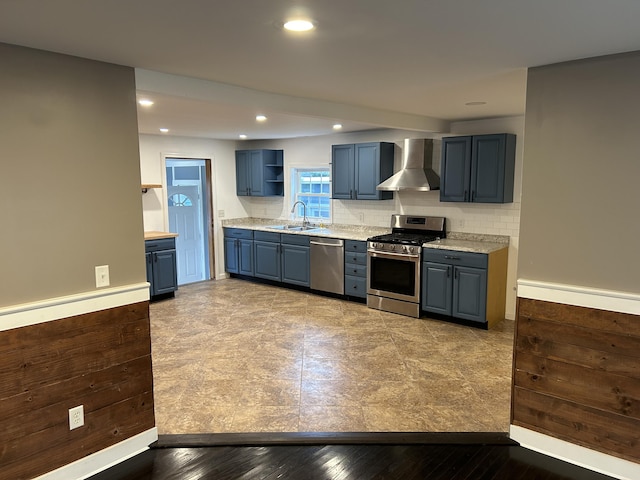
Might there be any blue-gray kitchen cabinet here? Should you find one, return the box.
[236,149,284,197]
[344,240,367,298]
[331,142,394,200]
[145,237,178,298]
[421,250,488,325]
[281,234,310,287]
[253,231,310,286]
[253,231,281,281]
[223,228,254,276]
[440,134,516,203]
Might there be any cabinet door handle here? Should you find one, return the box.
[350,189,353,199]
[454,268,458,279]
[444,255,461,260]
[471,190,475,202]
[447,266,451,278]
[464,189,468,201]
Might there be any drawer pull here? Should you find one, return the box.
[444,255,461,260]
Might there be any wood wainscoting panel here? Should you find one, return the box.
[512,298,640,463]
[0,301,155,480]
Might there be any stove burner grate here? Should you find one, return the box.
[368,232,439,245]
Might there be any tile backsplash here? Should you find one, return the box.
[245,191,520,238]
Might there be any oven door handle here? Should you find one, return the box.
[368,250,420,260]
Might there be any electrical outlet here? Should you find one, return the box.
[218,209,225,218]
[69,405,84,430]
[95,265,110,288]
[358,213,365,223]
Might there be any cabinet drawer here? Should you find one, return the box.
[223,228,253,240]
[254,231,281,242]
[422,249,487,269]
[345,263,367,278]
[281,233,309,246]
[145,237,175,252]
[345,275,367,298]
[345,240,367,253]
[345,251,367,265]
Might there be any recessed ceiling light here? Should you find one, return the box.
[159,128,169,133]
[465,101,487,106]
[333,123,343,130]
[256,115,267,122]
[239,134,247,139]
[283,19,315,32]
[138,99,154,107]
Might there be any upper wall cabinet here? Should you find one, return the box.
[236,149,284,197]
[440,134,516,203]
[331,142,394,200]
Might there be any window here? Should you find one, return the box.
[291,168,331,221]
[168,193,193,207]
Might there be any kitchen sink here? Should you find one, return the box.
[266,224,319,232]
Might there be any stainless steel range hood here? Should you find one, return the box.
[376,138,440,191]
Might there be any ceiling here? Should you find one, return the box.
[2,0,640,140]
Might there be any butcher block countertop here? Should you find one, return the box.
[144,231,179,240]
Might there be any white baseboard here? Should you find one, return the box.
[34,427,158,480]
[0,282,150,331]
[510,425,639,480]
[517,279,640,315]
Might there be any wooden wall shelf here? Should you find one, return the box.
[141,184,162,193]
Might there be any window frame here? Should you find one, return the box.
[290,167,332,223]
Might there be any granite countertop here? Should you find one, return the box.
[222,218,389,242]
[423,232,509,254]
[222,218,510,252]
[144,231,179,240]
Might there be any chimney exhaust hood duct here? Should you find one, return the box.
[376,138,440,191]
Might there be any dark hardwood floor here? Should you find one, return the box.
[88,433,616,480]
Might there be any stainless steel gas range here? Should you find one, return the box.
[367,214,446,317]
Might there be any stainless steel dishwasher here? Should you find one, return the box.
[310,237,344,295]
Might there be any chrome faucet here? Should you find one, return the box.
[290,200,308,227]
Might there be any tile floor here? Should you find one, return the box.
[149,278,514,434]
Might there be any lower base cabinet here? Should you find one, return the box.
[281,235,310,287]
[145,237,178,298]
[253,231,310,287]
[224,228,254,276]
[421,247,507,328]
[344,240,367,298]
[253,231,282,281]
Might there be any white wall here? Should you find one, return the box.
[138,133,241,283]
[139,116,523,318]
